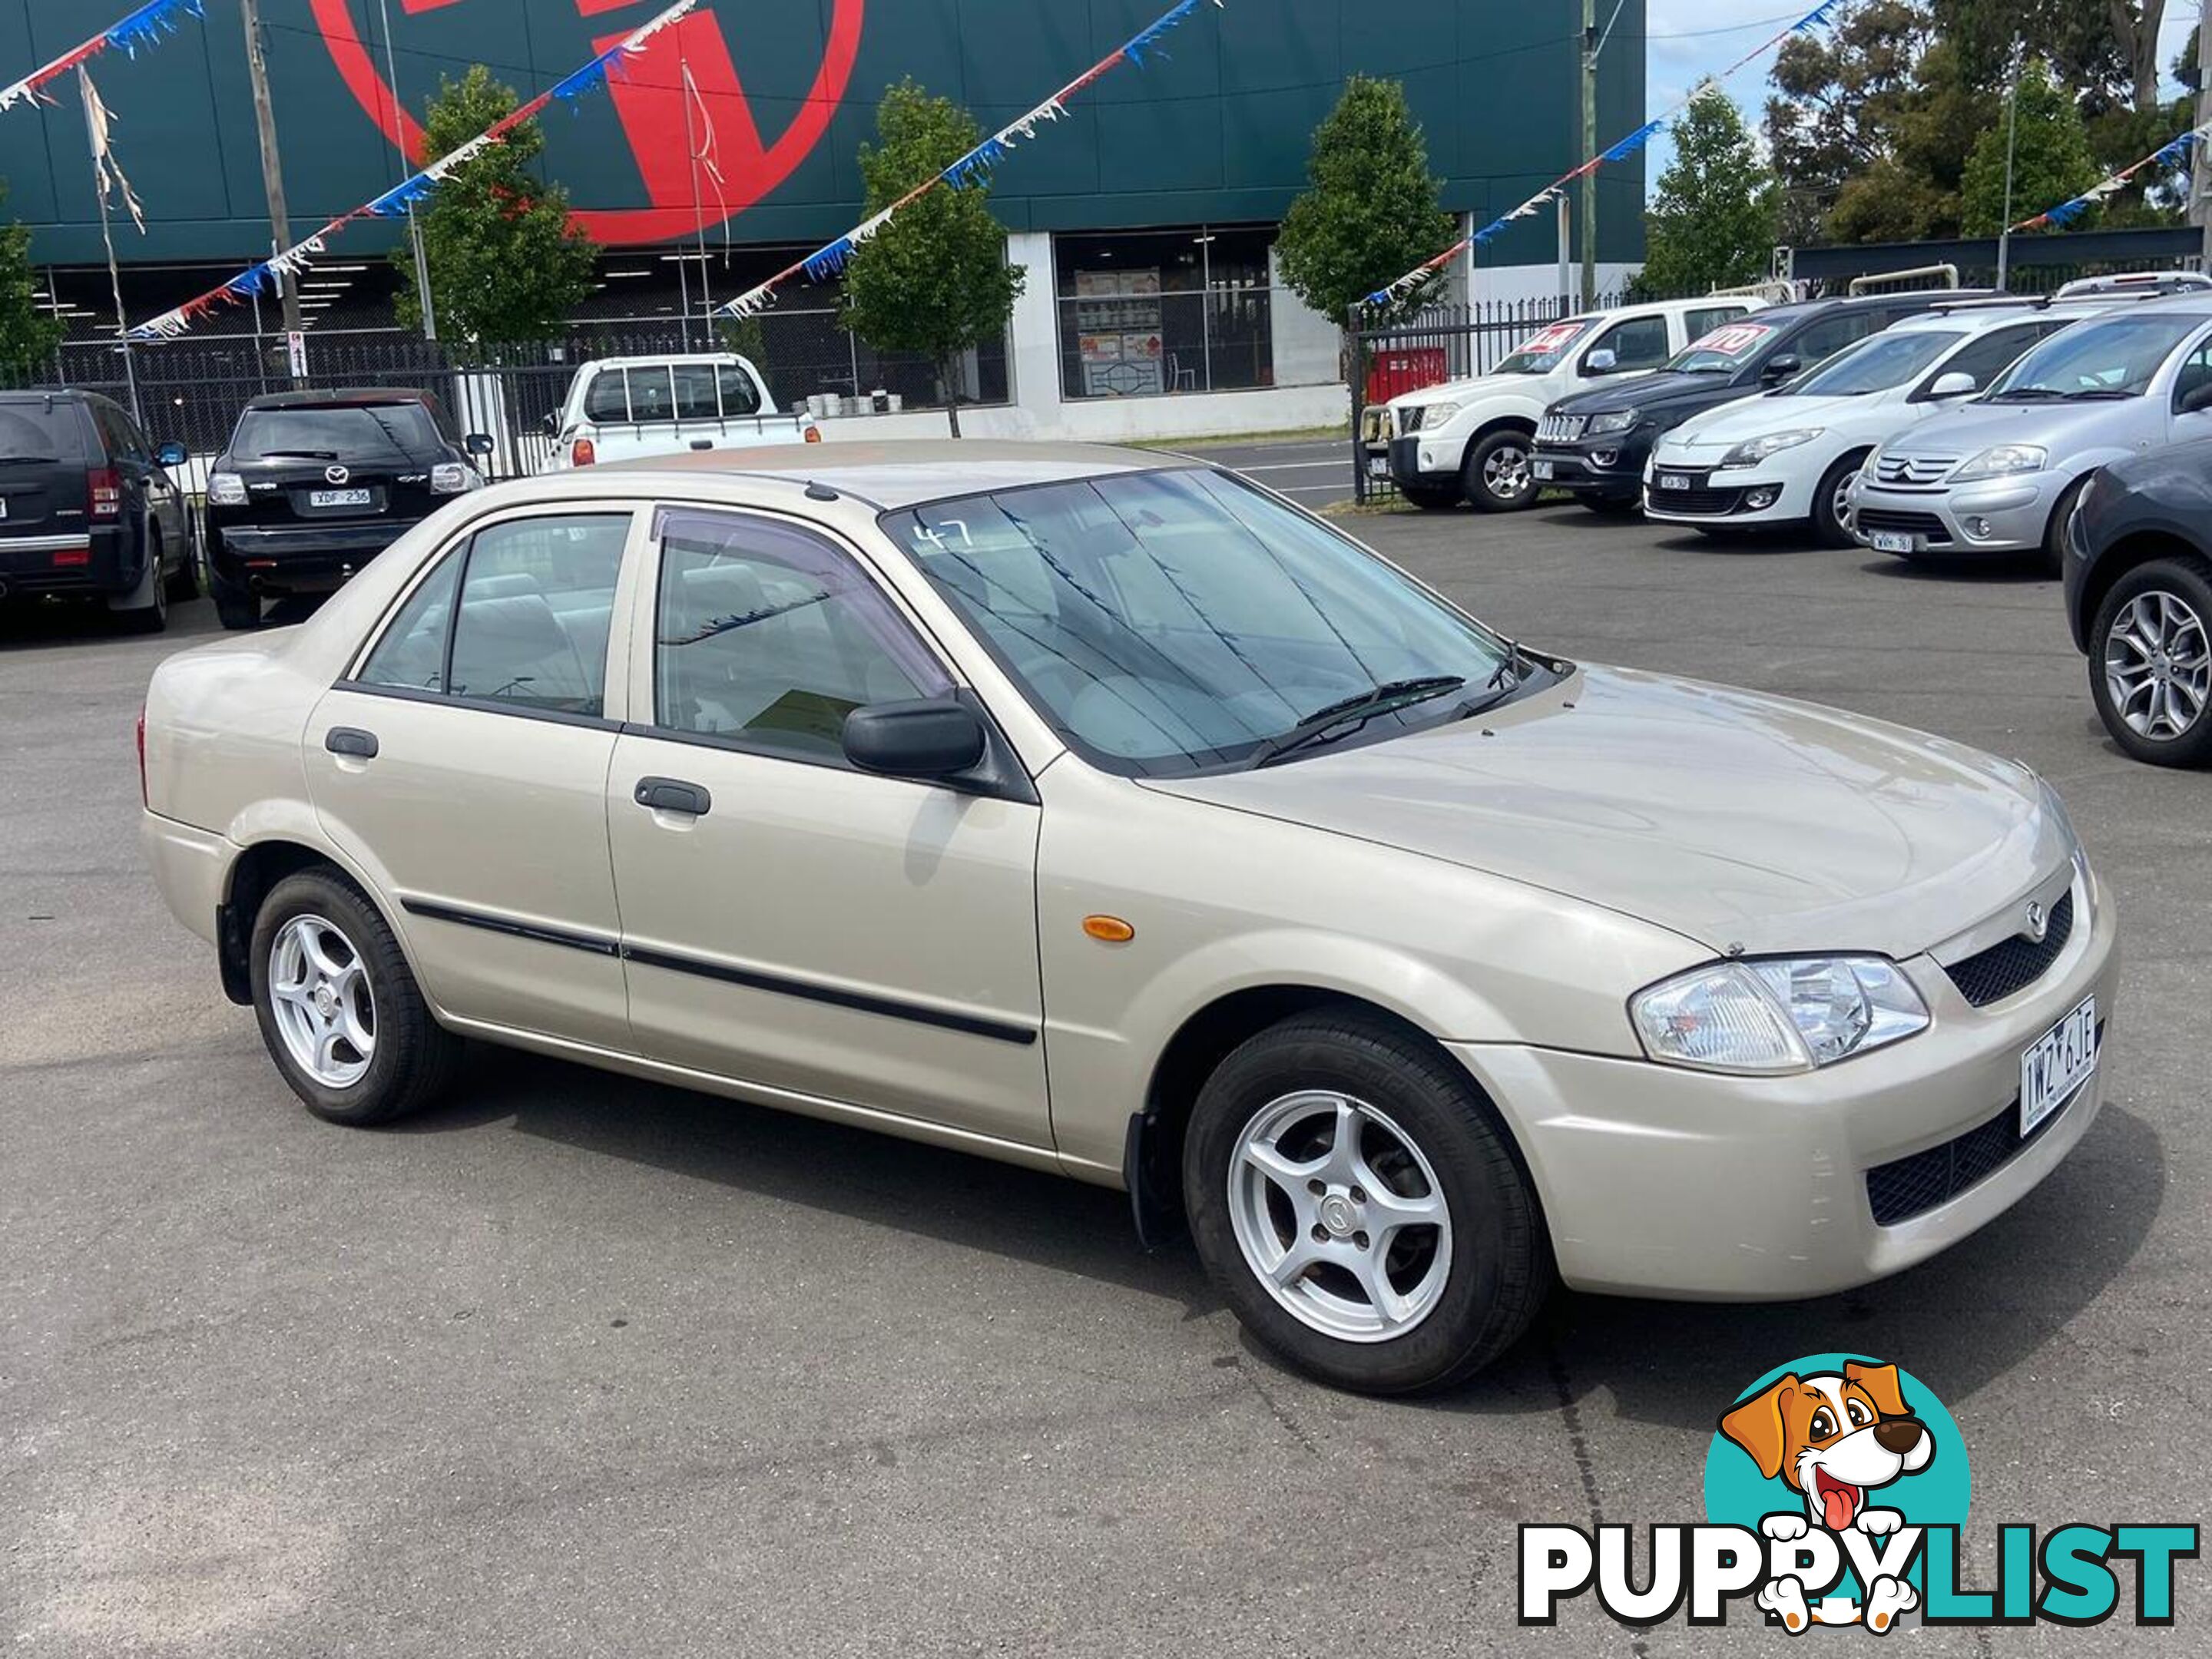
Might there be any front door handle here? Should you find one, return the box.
[325,727,379,760]
[634,777,711,816]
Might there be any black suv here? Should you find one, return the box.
[1533,292,1982,510]
[204,389,491,630]
[0,389,194,633]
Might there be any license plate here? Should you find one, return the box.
[1657,473,1692,491]
[1367,455,1388,478]
[310,488,372,508]
[2020,996,2096,1137]
[1532,459,1555,481]
[1869,530,1916,554]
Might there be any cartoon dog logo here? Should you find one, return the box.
[1719,1361,1935,1633]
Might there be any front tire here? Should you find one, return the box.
[1184,1009,1551,1394]
[1811,451,1869,549]
[1579,493,1641,517]
[212,571,260,631]
[2090,555,2212,767]
[1398,482,1462,511]
[249,868,463,1125]
[1462,429,1541,513]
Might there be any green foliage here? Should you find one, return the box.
[1635,94,1780,297]
[837,80,1025,436]
[0,178,59,375]
[392,65,599,355]
[1274,77,1455,326]
[1961,59,2103,234]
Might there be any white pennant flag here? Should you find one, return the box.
[79,68,144,233]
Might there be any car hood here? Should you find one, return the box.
[1879,399,2122,457]
[1146,666,2065,960]
[1549,370,1746,416]
[1667,391,1883,448]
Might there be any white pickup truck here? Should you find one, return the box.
[541,353,820,472]
[1371,295,1768,511]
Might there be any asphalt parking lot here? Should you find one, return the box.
[2,498,2204,1654]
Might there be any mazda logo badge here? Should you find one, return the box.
[325,464,349,485]
[2025,899,2048,942]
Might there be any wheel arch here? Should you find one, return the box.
[2078,528,2208,642]
[215,833,422,1010]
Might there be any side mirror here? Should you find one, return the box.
[1760,353,1803,386]
[1928,371,1978,398]
[154,440,187,467]
[843,697,985,781]
[1584,348,1618,375]
[464,432,495,456]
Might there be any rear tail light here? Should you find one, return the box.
[135,705,147,807]
[429,461,481,495]
[88,466,121,521]
[571,436,597,467]
[803,425,823,444]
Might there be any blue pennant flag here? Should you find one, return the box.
[1124,0,1206,66]
[942,137,1011,190]
[107,0,203,57]
[1792,0,1844,33]
[1599,120,1663,164]
[803,238,858,282]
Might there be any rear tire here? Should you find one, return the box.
[1462,429,1541,513]
[1578,494,1641,517]
[1184,1008,1551,1395]
[2041,477,2088,578]
[164,527,199,603]
[2088,555,2212,767]
[110,528,169,634]
[249,868,463,1126]
[212,572,260,631]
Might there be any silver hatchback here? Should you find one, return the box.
[1849,299,2212,568]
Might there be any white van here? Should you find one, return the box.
[541,353,818,472]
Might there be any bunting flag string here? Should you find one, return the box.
[129,0,700,340]
[0,0,203,116]
[717,0,1224,320]
[2012,125,2205,233]
[1363,0,1847,310]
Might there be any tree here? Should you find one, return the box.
[1635,94,1780,296]
[1765,1,1936,241]
[393,65,598,354]
[1960,58,2103,233]
[1274,77,1455,326]
[838,80,1025,438]
[0,179,59,376]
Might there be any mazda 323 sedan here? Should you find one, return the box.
[141,443,2117,1394]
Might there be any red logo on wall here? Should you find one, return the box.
[305,0,866,244]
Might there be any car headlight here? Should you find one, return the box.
[1587,409,1639,435]
[1416,399,1462,429]
[1630,956,1929,1074]
[430,461,483,495]
[1951,443,2048,483]
[1717,428,1825,469]
[206,471,247,506]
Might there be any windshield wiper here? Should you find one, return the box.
[1246,675,1465,769]
[2061,388,2132,400]
[1450,641,1545,722]
[1988,388,2065,402]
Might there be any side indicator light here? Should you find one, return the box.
[1083,915,1136,943]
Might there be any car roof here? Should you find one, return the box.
[620,440,1189,511]
[576,353,748,370]
[241,388,435,411]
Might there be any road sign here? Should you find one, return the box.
[286,329,306,379]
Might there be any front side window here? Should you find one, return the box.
[1924,323,2056,396]
[1790,329,1962,396]
[582,371,628,422]
[1985,315,2204,402]
[1587,315,1671,373]
[717,363,762,416]
[652,510,951,763]
[884,469,1518,776]
[1495,318,1598,376]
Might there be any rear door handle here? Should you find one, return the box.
[325,727,379,760]
[634,777,711,816]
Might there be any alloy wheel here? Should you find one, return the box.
[1227,1090,1452,1343]
[2104,588,2208,741]
[268,914,377,1088]
[1484,444,1532,503]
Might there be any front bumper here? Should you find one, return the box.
[212,519,422,591]
[1387,434,1459,488]
[1642,456,1816,525]
[1531,433,1650,498]
[1451,860,2118,1300]
[1850,473,2060,557]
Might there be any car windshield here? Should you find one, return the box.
[1662,320,1778,374]
[1493,317,1598,375]
[883,469,1520,776]
[1983,315,2203,401]
[1786,329,1964,396]
[230,402,443,461]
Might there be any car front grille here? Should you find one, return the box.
[1944,890,2074,1007]
[1873,454,1958,487]
[1399,405,1427,435]
[1864,1021,2101,1227]
[1856,508,1952,545]
[1647,477,1741,515]
[1538,413,1587,443]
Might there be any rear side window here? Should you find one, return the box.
[1684,305,1747,339]
[358,548,464,694]
[717,363,761,416]
[1788,311,1888,367]
[582,372,628,422]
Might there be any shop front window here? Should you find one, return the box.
[1055,226,1276,399]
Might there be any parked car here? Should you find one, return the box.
[541,352,819,472]
[1644,305,2085,545]
[141,442,2114,1396]
[204,389,492,631]
[1535,291,1979,511]
[2063,442,2212,765]
[1849,293,2212,571]
[0,388,194,633]
[1373,296,1765,512]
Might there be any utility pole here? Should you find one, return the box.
[238,0,302,378]
[2196,20,2212,273]
[1580,0,1598,307]
[1996,40,2021,291]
